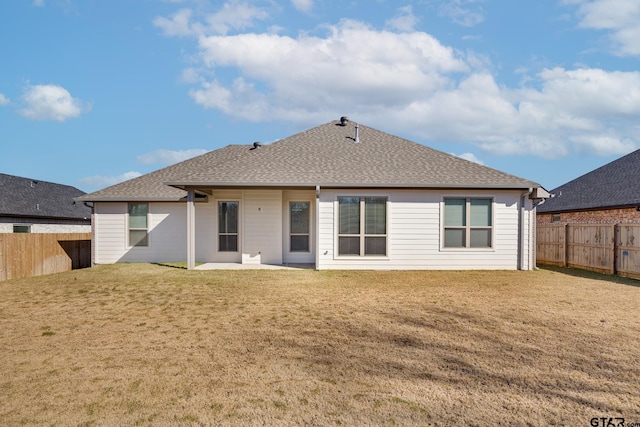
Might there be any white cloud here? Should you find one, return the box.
[291,0,313,14]
[136,149,208,165]
[386,6,419,32]
[181,67,203,84]
[569,0,640,56]
[20,84,90,121]
[205,1,269,35]
[79,172,142,191]
[159,9,640,160]
[190,19,467,122]
[414,67,640,158]
[0,93,9,106]
[438,0,486,27]
[154,8,196,36]
[154,2,269,37]
[32,0,44,7]
[452,152,485,165]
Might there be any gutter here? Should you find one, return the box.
[164,181,540,190]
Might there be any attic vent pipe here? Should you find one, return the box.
[355,123,360,143]
[340,116,348,126]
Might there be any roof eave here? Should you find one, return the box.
[165,181,542,191]
[74,196,187,203]
[0,213,91,221]
[538,203,640,214]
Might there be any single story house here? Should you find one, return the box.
[537,148,640,224]
[77,118,548,270]
[0,173,92,233]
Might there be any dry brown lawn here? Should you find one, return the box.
[1,264,639,426]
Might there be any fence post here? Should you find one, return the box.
[611,223,618,275]
[563,223,569,267]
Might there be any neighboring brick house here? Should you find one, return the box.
[537,148,640,224]
[0,173,92,233]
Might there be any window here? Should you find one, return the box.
[218,201,238,252]
[552,214,561,223]
[443,198,492,248]
[338,197,387,256]
[13,225,31,233]
[290,202,310,252]
[128,203,149,247]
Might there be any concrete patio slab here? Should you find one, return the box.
[195,263,314,270]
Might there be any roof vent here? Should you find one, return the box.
[354,123,360,143]
[340,116,348,126]
[250,141,262,150]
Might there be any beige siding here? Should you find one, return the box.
[94,202,127,264]
[317,189,528,270]
[94,202,186,264]
[195,199,216,262]
[242,190,282,264]
[93,189,535,269]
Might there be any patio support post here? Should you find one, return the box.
[315,185,320,270]
[187,188,196,270]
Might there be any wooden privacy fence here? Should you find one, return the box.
[0,233,91,281]
[537,223,640,279]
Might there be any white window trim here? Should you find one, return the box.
[127,203,150,248]
[217,200,240,253]
[334,195,390,259]
[288,200,312,254]
[440,196,495,251]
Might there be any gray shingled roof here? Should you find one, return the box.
[538,148,640,213]
[0,173,92,220]
[79,120,541,202]
[76,145,251,202]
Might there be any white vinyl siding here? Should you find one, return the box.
[242,190,282,265]
[317,189,530,270]
[94,202,187,264]
[92,188,535,270]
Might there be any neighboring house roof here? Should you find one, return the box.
[0,173,92,220]
[78,119,542,202]
[538,148,640,213]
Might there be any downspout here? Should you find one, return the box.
[519,188,533,270]
[532,201,538,270]
[315,185,320,271]
[84,202,95,267]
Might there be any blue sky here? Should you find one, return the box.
[1,0,639,193]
